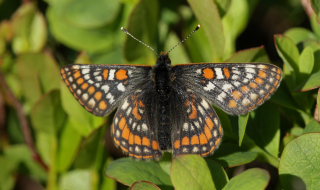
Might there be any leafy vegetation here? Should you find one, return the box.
[1,0,320,189]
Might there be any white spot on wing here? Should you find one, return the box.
[204,81,215,91]
[215,68,224,79]
[183,123,189,131]
[101,85,109,93]
[245,68,256,73]
[82,69,89,74]
[117,83,126,92]
[88,98,95,108]
[142,123,148,131]
[82,93,88,101]
[109,69,115,80]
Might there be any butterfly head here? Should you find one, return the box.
[157,52,171,66]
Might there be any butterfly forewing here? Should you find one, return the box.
[172,63,282,115]
[60,64,151,116]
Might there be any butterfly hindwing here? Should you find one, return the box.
[172,63,282,115]
[60,64,151,116]
[111,89,162,160]
[171,89,223,157]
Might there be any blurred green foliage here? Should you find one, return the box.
[1,0,320,189]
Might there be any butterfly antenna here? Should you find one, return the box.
[121,27,158,56]
[167,24,200,54]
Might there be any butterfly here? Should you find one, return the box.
[60,26,283,160]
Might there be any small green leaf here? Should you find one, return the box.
[62,0,120,28]
[274,35,300,90]
[106,158,172,187]
[206,159,229,189]
[304,119,320,133]
[124,0,159,62]
[216,151,258,168]
[130,181,161,190]
[298,47,314,77]
[31,90,67,134]
[30,12,47,52]
[285,28,317,44]
[226,46,270,63]
[238,114,249,146]
[301,71,320,91]
[187,0,225,61]
[171,155,216,190]
[59,169,98,190]
[60,82,104,136]
[279,133,320,190]
[222,168,270,190]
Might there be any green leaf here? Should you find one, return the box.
[248,103,280,157]
[222,0,252,59]
[60,82,104,136]
[106,158,172,187]
[124,0,159,62]
[279,133,320,190]
[298,47,314,78]
[12,3,47,53]
[216,151,258,168]
[31,90,67,134]
[285,28,317,44]
[171,155,216,190]
[59,169,98,190]
[222,168,270,190]
[311,0,320,21]
[238,114,249,146]
[57,121,82,172]
[206,159,229,189]
[301,70,320,91]
[130,181,161,190]
[47,4,117,52]
[274,35,300,90]
[187,0,225,61]
[165,32,190,65]
[226,46,270,63]
[17,53,60,110]
[304,119,320,133]
[61,0,120,28]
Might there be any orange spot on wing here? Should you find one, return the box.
[99,100,107,110]
[174,140,180,149]
[116,69,128,80]
[182,136,190,145]
[120,146,128,152]
[73,71,81,78]
[232,90,242,100]
[204,126,212,139]
[103,69,109,80]
[223,68,231,79]
[199,134,208,144]
[81,83,89,90]
[132,105,142,120]
[249,82,258,88]
[88,86,96,94]
[77,78,84,85]
[119,117,127,130]
[129,133,134,144]
[276,74,281,80]
[94,91,103,101]
[139,100,145,107]
[203,68,215,79]
[142,137,150,146]
[122,126,130,139]
[152,141,159,150]
[241,85,250,93]
[191,135,199,145]
[229,100,237,108]
[255,78,264,84]
[205,117,214,129]
[258,70,267,78]
[113,137,120,147]
[134,135,142,144]
[60,68,65,74]
[188,103,198,119]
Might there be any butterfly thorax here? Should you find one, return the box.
[153,53,173,150]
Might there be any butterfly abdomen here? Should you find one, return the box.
[152,55,174,150]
